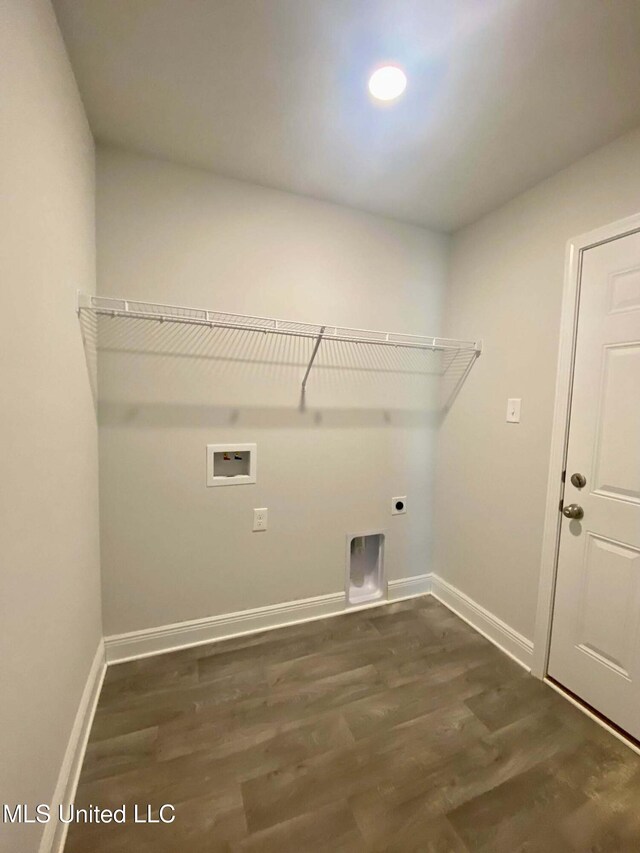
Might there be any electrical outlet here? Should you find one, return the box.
[253,508,268,531]
[391,496,407,515]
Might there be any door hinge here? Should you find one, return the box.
[561,469,566,483]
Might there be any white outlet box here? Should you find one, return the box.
[391,496,407,515]
[206,443,256,487]
[253,508,268,531]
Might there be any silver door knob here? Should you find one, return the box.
[570,472,587,488]
[562,503,584,520]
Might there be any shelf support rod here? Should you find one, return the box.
[301,326,326,389]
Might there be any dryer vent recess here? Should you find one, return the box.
[347,532,385,606]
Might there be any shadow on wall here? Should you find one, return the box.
[78,313,477,429]
[79,308,99,408]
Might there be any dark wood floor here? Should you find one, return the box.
[65,596,640,852]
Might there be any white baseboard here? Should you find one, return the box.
[105,591,346,664]
[105,573,433,664]
[39,640,106,853]
[430,573,534,671]
[105,571,532,674]
[388,573,432,600]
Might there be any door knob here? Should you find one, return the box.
[562,503,584,520]
[570,472,587,488]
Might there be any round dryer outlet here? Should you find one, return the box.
[391,496,407,515]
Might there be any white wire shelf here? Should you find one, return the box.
[78,292,482,389]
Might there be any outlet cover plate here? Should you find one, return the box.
[253,508,268,531]
[391,496,407,515]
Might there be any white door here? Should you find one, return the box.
[548,229,640,740]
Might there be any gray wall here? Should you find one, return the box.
[0,1,101,851]
[96,146,448,636]
[435,126,640,642]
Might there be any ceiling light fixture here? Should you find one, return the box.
[368,65,407,102]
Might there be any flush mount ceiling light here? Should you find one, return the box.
[368,64,407,102]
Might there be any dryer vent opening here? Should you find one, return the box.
[347,533,385,606]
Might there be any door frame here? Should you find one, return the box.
[532,211,640,679]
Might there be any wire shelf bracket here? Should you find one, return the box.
[78,292,482,388]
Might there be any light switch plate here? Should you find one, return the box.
[506,398,521,423]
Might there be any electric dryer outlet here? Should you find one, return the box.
[391,497,407,515]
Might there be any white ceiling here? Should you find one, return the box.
[54,0,640,232]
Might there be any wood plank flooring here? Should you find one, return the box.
[65,597,640,852]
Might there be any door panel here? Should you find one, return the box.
[548,230,640,740]
[608,265,640,314]
[576,533,639,678]
[593,344,640,502]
